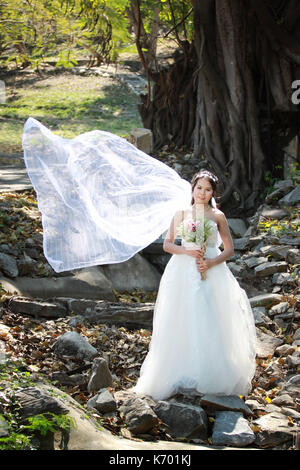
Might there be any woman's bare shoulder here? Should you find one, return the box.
[213,209,228,225]
[214,208,225,217]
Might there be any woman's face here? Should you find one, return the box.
[193,177,214,206]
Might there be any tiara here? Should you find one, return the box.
[196,170,219,184]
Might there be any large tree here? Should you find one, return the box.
[4,0,299,214]
[134,0,300,214]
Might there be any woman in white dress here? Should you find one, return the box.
[22,118,256,401]
[131,170,257,401]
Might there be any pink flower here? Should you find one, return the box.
[186,220,195,232]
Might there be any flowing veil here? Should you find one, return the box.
[22,117,198,272]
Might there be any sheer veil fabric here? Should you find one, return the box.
[21,117,206,272]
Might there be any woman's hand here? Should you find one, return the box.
[184,247,205,258]
[196,257,214,273]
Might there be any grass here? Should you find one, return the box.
[0,68,143,155]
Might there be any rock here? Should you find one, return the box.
[27,383,216,450]
[153,400,208,440]
[255,329,283,358]
[253,412,297,447]
[275,344,296,356]
[294,328,300,341]
[266,245,292,260]
[14,386,68,419]
[271,394,295,408]
[261,206,289,219]
[268,301,289,316]
[117,395,159,435]
[249,293,283,308]
[93,388,117,414]
[278,375,300,399]
[142,236,165,255]
[247,235,266,249]
[24,247,40,260]
[233,237,249,251]
[114,389,157,409]
[87,357,113,393]
[9,297,67,319]
[173,163,183,172]
[227,219,247,237]
[0,266,116,300]
[252,307,271,326]
[56,298,98,315]
[0,414,9,437]
[286,355,300,367]
[278,186,300,206]
[200,394,253,417]
[286,248,300,264]
[254,261,288,277]
[17,253,37,276]
[54,331,98,361]
[77,301,154,329]
[0,244,18,256]
[273,179,294,192]
[279,236,300,246]
[272,272,294,285]
[212,411,255,447]
[244,399,266,412]
[50,371,87,386]
[265,185,294,204]
[244,256,268,268]
[280,407,300,421]
[129,128,153,155]
[0,253,18,278]
[101,253,161,292]
[259,245,276,256]
[227,262,244,276]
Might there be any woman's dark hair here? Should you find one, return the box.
[190,170,220,207]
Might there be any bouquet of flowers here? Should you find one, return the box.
[176,217,214,280]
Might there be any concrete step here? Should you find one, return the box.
[0,166,32,192]
[0,153,24,166]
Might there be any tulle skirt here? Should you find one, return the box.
[130,247,257,401]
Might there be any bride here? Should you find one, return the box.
[130,170,257,401]
[22,117,256,402]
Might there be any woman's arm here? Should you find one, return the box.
[163,210,186,255]
[210,212,234,267]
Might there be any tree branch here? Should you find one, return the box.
[163,7,193,38]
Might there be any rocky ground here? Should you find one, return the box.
[0,171,299,450]
[0,62,299,450]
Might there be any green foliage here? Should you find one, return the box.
[0,0,131,70]
[0,0,194,71]
[258,216,299,237]
[0,413,76,450]
[285,162,300,182]
[159,0,194,42]
[20,412,76,437]
[260,162,300,201]
[0,432,33,450]
[0,361,37,389]
[0,0,82,69]
[0,360,76,450]
[62,0,131,63]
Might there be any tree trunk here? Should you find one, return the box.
[191,0,300,214]
[138,0,300,215]
[138,42,198,150]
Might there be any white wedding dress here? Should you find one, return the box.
[131,217,257,401]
